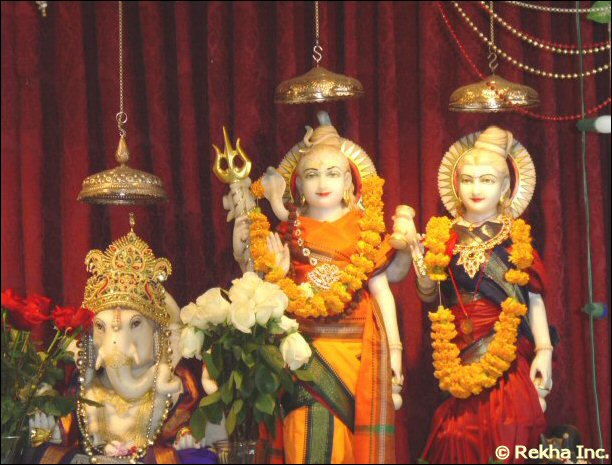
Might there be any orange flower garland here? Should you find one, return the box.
[249,175,386,319]
[424,215,534,398]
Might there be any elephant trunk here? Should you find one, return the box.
[104,364,156,400]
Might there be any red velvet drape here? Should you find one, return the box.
[2,2,610,462]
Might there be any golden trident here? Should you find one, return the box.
[212,127,252,184]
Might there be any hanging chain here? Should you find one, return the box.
[488,1,499,73]
[452,1,611,79]
[116,0,127,137]
[505,1,611,14]
[479,1,611,54]
[313,1,323,65]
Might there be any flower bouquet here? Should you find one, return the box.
[180,272,314,443]
[1,289,95,458]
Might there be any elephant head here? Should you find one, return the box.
[91,293,182,401]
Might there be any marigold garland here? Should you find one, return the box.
[249,175,387,319]
[424,215,535,398]
[250,178,266,199]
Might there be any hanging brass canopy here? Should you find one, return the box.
[77,136,168,205]
[449,74,540,112]
[275,65,364,104]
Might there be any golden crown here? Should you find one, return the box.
[82,217,172,326]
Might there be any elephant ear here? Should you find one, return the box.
[164,292,183,368]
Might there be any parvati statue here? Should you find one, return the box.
[411,126,555,464]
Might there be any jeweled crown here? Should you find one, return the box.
[82,221,172,326]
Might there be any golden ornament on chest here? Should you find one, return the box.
[307,263,342,290]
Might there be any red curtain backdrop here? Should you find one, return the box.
[2,1,610,462]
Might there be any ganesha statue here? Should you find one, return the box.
[30,216,214,464]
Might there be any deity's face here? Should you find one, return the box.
[457,162,509,218]
[93,308,156,370]
[296,146,352,211]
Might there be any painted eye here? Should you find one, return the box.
[95,321,105,332]
[131,318,142,329]
[460,177,472,183]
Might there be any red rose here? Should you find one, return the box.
[1,289,25,312]
[4,292,51,331]
[53,306,95,334]
[446,230,459,257]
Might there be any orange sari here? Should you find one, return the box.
[263,210,396,464]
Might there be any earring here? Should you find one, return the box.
[344,189,351,206]
[300,194,306,207]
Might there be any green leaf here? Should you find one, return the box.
[268,321,285,335]
[199,390,221,407]
[245,342,259,353]
[232,345,243,361]
[240,372,255,399]
[225,398,244,436]
[259,345,285,374]
[190,407,207,441]
[202,351,219,380]
[588,1,611,23]
[221,373,235,405]
[254,393,275,416]
[203,402,223,424]
[233,370,244,390]
[226,404,237,436]
[279,371,295,395]
[212,344,225,374]
[38,396,76,417]
[79,397,104,408]
[255,365,280,395]
[294,368,315,382]
[241,351,256,368]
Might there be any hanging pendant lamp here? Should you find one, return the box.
[449,1,540,112]
[275,1,364,104]
[78,1,168,205]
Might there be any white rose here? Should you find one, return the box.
[180,326,204,360]
[278,316,299,334]
[250,281,289,326]
[180,302,209,330]
[229,272,264,303]
[196,288,230,325]
[279,333,312,371]
[229,301,257,334]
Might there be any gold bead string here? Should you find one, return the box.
[480,1,611,55]
[504,0,612,14]
[451,1,610,79]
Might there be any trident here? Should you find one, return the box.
[212,127,252,184]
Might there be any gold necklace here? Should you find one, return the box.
[479,1,611,55]
[454,215,512,278]
[452,1,611,79]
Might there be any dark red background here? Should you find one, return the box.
[2,2,610,462]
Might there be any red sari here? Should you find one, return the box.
[422,223,548,464]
